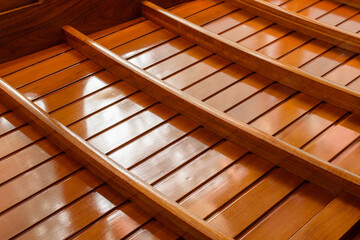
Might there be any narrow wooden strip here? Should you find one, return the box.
[0,85,229,239]
[63,25,360,200]
[141,1,360,116]
[224,0,360,53]
[333,0,360,9]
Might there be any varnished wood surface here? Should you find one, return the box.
[2,0,360,238]
[142,1,360,116]
[225,0,360,53]
[0,0,38,13]
[0,0,190,63]
[62,23,360,207]
[0,75,229,240]
[0,114,176,240]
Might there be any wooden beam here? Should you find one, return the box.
[63,25,360,200]
[142,1,360,116]
[333,0,360,9]
[0,78,230,240]
[225,0,360,53]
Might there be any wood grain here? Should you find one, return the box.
[63,25,360,200]
[0,0,190,63]
[0,77,231,239]
[141,1,360,116]
[0,0,38,13]
[224,0,360,53]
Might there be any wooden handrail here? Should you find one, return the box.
[63,25,360,200]
[224,0,360,53]
[141,1,360,116]
[0,77,230,240]
[333,0,360,9]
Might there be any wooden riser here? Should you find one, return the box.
[1,0,360,239]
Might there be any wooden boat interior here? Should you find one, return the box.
[1,0,360,239]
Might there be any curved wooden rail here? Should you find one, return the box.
[334,0,360,9]
[63,25,360,199]
[0,77,229,240]
[141,1,360,116]
[224,0,360,53]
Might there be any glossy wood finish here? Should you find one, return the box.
[225,0,360,53]
[2,0,360,238]
[0,76,228,240]
[63,25,360,200]
[142,1,360,116]
[0,0,38,13]
[0,0,190,63]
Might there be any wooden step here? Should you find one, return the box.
[62,24,360,200]
[224,0,360,53]
[142,1,360,116]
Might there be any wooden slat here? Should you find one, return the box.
[141,1,360,116]
[63,25,360,200]
[333,0,360,9]
[0,85,230,239]
[224,0,360,53]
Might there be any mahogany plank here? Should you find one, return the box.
[158,151,272,204]
[63,26,360,199]
[68,92,157,139]
[207,168,303,237]
[258,32,312,59]
[338,14,360,33]
[0,79,231,240]
[125,220,179,240]
[0,169,102,239]
[72,202,150,240]
[109,116,199,169]
[142,1,360,115]
[0,139,61,184]
[317,5,359,26]
[299,1,341,19]
[87,104,176,153]
[0,154,81,213]
[279,39,332,67]
[227,83,296,123]
[18,60,102,101]
[15,185,126,240]
[0,112,26,136]
[225,0,360,52]
[50,81,136,126]
[240,183,334,240]
[204,74,273,111]
[290,193,360,239]
[130,128,222,184]
[333,139,360,175]
[0,125,43,159]
[34,70,119,113]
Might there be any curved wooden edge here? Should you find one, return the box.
[0,78,230,240]
[142,1,360,116]
[62,25,360,200]
[334,0,360,9]
[225,0,360,53]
